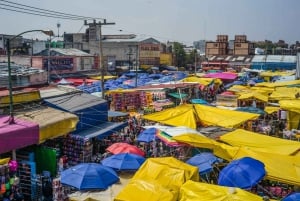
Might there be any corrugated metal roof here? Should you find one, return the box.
[51,48,92,56]
[43,91,106,112]
[102,35,152,43]
[252,55,296,63]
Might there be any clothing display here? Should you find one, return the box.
[62,135,93,167]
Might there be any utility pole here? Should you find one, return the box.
[84,19,115,99]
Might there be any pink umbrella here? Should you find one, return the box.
[106,142,145,157]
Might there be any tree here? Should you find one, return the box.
[173,42,186,67]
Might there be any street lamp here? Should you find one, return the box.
[6,29,54,124]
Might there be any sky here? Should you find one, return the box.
[1,0,300,45]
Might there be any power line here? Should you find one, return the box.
[0,0,103,20]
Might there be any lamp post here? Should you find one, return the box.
[6,29,54,124]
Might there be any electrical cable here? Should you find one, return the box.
[0,0,103,20]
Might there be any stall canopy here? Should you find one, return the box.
[16,105,78,143]
[179,180,266,201]
[173,134,300,186]
[0,115,39,154]
[75,121,128,139]
[142,104,259,129]
[203,72,238,80]
[43,92,108,132]
[279,100,300,114]
[142,104,199,129]
[181,77,222,86]
[193,104,260,128]
[219,129,300,156]
[237,92,268,102]
[115,157,199,201]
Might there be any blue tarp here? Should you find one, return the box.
[73,121,128,139]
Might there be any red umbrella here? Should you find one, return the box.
[106,142,145,157]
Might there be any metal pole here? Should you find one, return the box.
[99,24,105,99]
[6,29,53,124]
[48,35,51,84]
[135,45,138,88]
[6,39,14,124]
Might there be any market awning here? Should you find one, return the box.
[0,115,39,154]
[168,92,188,99]
[73,121,128,139]
[16,106,79,143]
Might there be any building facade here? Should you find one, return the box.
[63,24,161,71]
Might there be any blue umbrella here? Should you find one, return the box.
[61,163,119,190]
[137,127,157,143]
[218,157,266,189]
[282,192,300,201]
[186,152,219,175]
[101,153,146,171]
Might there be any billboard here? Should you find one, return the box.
[43,58,74,71]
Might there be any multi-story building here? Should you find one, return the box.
[64,24,161,71]
[233,35,255,55]
[205,35,228,56]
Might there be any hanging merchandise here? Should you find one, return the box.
[62,135,93,167]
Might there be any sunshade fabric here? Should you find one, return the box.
[181,77,222,86]
[237,92,268,102]
[16,106,78,143]
[269,87,300,100]
[168,92,188,99]
[101,153,145,171]
[179,180,267,201]
[115,157,199,201]
[264,106,280,114]
[61,163,119,190]
[194,104,260,128]
[0,115,39,154]
[106,142,145,157]
[255,80,300,88]
[142,104,198,129]
[220,129,300,155]
[142,104,259,129]
[173,133,300,186]
[279,100,300,114]
[218,157,266,189]
[115,179,178,201]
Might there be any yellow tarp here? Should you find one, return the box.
[89,75,117,80]
[264,106,280,114]
[142,104,198,129]
[0,158,10,165]
[194,104,260,128]
[115,179,178,201]
[227,85,250,93]
[219,129,300,155]
[269,87,300,101]
[179,180,266,201]
[279,100,300,114]
[255,80,300,88]
[173,133,300,186]
[115,157,199,201]
[237,92,268,102]
[0,90,41,106]
[181,77,222,86]
[250,86,274,95]
[16,106,79,143]
[132,157,199,186]
[260,71,295,78]
[142,104,259,129]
